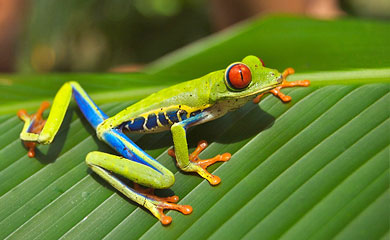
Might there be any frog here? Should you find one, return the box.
[18,55,310,225]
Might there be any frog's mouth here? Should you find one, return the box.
[276,75,283,84]
[253,75,282,94]
[251,75,283,103]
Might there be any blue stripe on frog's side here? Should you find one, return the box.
[167,110,179,122]
[125,117,145,131]
[178,110,188,121]
[158,112,169,125]
[123,107,204,132]
[146,113,158,129]
[179,110,208,130]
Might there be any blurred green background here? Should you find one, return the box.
[0,0,388,73]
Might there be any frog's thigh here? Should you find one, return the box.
[86,151,175,189]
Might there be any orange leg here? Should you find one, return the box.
[17,101,50,157]
[253,68,310,104]
[133,183,192,225]
[133,183,179,203]
[168,140,231,185]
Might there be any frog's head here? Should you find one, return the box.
[210,55,282,103]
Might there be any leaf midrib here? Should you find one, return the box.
[1,68,389,115]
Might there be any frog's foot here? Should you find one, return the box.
[17,101,50,157]
[133,183,179,203]
[168,140,231,185]
[133,183,192,225]
[148,198,193,225]
[253,68,310,104]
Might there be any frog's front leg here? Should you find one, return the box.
[169,112,231,185]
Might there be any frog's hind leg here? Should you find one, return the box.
[95,127,193,225]
[17,81,108,157]
[86,133,192,225]
[17,101,50,157]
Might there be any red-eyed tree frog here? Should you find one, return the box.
[18,55,310,225]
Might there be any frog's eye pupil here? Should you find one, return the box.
[258,57,265,66]
[225,63,252,90]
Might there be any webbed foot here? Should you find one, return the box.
[168,140,231,185]
[253,67,310,104]
[133,183,192,225]
[17,101,50,157]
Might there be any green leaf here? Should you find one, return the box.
[147,15,390,77]
[0,16,389,240]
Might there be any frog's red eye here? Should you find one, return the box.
[258,57,265,66]
[225,63,252,90]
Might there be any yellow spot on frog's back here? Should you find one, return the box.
[31,44,56,72]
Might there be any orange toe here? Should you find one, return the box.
[157,202,193,225]
[160,215,172,225]
[18,102,51,158]
[253,67,310,104]
[168,141,231,185]
[209,175,221,185]
[132,183,193,225]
